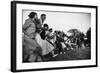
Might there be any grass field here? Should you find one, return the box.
[46,46,91,62]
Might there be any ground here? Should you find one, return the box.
[45,46,91,62]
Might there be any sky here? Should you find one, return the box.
[23,10,91,34]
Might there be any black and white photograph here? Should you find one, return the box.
[22,10,91,62]
[11,1,97,72]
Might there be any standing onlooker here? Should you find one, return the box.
[40,14,46,25]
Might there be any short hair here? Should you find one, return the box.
[28,12,37,18]
[43,24,48,27]
[48,28,53,32]
[41,14,46,17]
